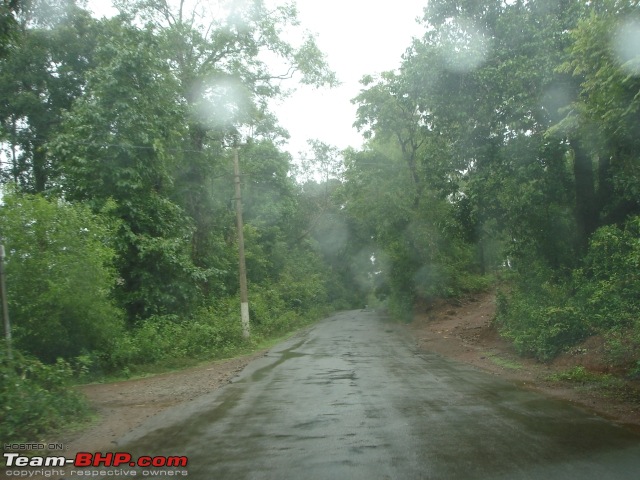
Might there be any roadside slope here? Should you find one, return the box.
[406,292,640,430]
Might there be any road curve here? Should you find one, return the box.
[114,310,640,479]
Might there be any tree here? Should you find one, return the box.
[0,0,99,192]
[553,4,640,226]
[344,0,629,320]
[352,72,429,207]
[112,0,337,277]
[395,0,597,270]
[344,0,640,359]
[51,17,203,320]
[0,0,20,57]
[0,189,124,362]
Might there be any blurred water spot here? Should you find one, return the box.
[541,83,573,122]
[192,77,249,127]
[440,18,491,73]
[612,18,640,76]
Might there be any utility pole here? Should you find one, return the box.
[0,245,12,360]
[233,145,251,339]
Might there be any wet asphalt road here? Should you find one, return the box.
[116,310,640,479]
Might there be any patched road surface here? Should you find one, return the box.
[113,310,640,479]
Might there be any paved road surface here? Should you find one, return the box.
[114,310,640,479]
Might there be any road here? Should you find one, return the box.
[114,310,640,479]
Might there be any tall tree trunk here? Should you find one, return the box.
[572,139,597,249]
[32,144,47,193]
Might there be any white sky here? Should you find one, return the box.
[275,0,427,156]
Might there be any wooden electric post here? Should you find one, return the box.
[233,145,251,339]
[0,245,12,360]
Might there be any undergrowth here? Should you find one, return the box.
[0,352,90,443]
[545,366,640,404]
[495,216,640,366]
[483,352,523,371]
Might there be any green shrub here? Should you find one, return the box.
[497,217,640,365]
[603,324,640,374]
[496,278,589,361]
[249,286,287,332]
[454,271,494,295]
[574,216,640,330]
[182,307,245,357]
[108,311,245,369]
[0,352,89,441]
[388,291,414,323]
[547,366,607,383]
[252,285,312,336]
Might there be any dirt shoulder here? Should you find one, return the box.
[59,351,268,455]
[5,352,267,480]
[405,292,640,432]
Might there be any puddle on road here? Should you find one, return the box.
[249,339,309,381]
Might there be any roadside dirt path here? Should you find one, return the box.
[55,292,640,457]
[407,292,640,431]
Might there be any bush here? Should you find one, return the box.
[574,216,640,330]
[497,217,640,365]
[387,290,414,323]
[250,284,314,336]
[0,352,89,442]
[496,274,589,361]
[602,324,640,375]
[108,310,245,369]
[103,256,333,372]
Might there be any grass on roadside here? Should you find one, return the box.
[95,314,319,383]
[546,366,640,404]
[483,352,524,370]
[546,366,611,383]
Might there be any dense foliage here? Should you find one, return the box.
[344,0,640,365]
[1,352,88,442]
[0,190,124,362]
